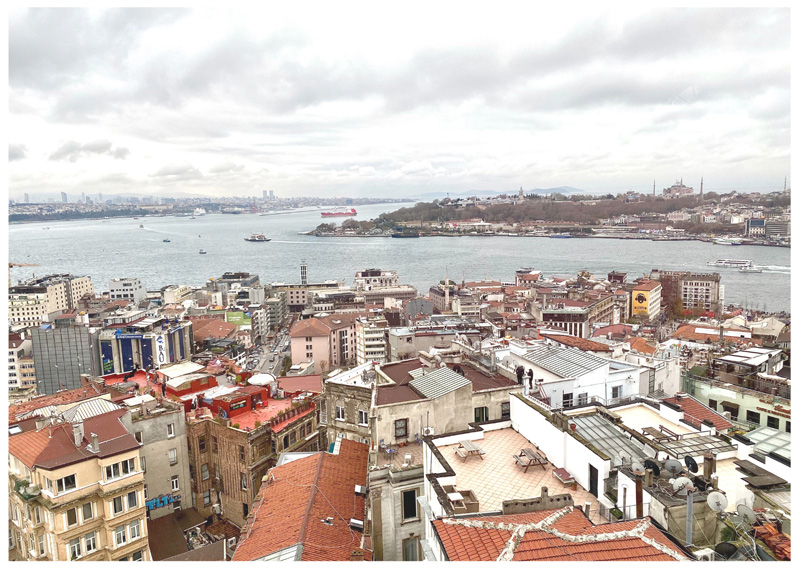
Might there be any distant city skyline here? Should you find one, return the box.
[9,7,790,200]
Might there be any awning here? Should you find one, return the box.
[720,401,740,410]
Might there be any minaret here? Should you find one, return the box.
[653,180,656,197]
[700,177,703,200]
[444,267,450,313]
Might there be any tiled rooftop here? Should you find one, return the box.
[433,507,690,561]
[662,394,733,431]
[438,429,605,525]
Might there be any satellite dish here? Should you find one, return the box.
[644,459,661,477]
[714,542,738,560]
[618,450,630,465]
[664,459,683,477]
[737,504,757,524]
[631,461,645,475]
[685,455,699,473]
[219,408,227,419]
[671,477,694,495]
[707,491,729,513]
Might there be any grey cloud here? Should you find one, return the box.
[49,139,129,161]
[9,144,27,161]
[151,163,204,181]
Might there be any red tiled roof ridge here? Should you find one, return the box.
[436,508,688,561]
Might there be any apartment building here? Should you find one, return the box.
[289,313,360,372]
[9,410,148,561]
[631,279,662,321]
[654,270,722,313]
[109,278,147,304]
[32,322,100,395]
[9,333,35,391]
[355,315,389,365]
[9,274,94,328]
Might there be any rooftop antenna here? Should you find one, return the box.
[653,180,656,197]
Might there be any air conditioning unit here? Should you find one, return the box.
[354,485,367,498]
[722,411,731,419]
[423,427,435,436]
[404,453,413,466]
[212,504,221,514]
[349,518,364,531]
[694,548,715,561]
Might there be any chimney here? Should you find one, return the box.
[583,501,591,520]
[685,489,695,546]
[72,422,84,446]
[644,469,654,488]
[90,433,99,453]
[635,476,644,518]
[703,452,716,480]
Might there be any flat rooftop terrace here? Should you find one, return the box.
[611,405,693,436]
[438,428,606,525]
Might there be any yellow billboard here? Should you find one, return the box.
[632,289,651,316]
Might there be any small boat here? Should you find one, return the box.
[163,238,171,243]
[391,232,420,238]
[138,224,144,228]
[321,207,357,217]
[190,216,196,219]
[549,233,573,238]
[739,266,762,273]
[245,233,271,242]
[199,249,207,254]
[713,237,742,245]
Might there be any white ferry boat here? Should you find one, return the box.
[707,259,754,268]
[244,233,271,242]
[739,266,763,273]
[194,208,207,216]
[713,237,742,245]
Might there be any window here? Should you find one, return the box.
[402,536,420,561]
[203,490,211,506]
[402,489,418,521]
[766,416,779,429]
[112,496,124,515]
[201,464,209,481]
[133,431,143,444]
[171,476,179,492]
[121,458,135,475]
[746,410,761,425]
[562,393,573,408]
[106,458,135,481]
[37,534,45,556]
[198,436,207,452]
[243,503,249,518]
[132,550,143,561]
[611,386,621,399]
[395,418,408,438]
[67,507,78,526]
[115,525,126,546]
[82,502,92,522]
[168,448,178,465]
[167,423,175,438]
[501,402,510,419]
[69,537,82,559]
[129,520,140,540]
[474,406,488,423]
[57,474,76,493]
[34,507,41,524]
[144,485,148,499]
[708,399,718,411]
[212,436,218,453]
[239,445,245,462]
[358,409,368,426]
[335,405,345,421]
[786,421,791,433]
[85,531,96,553]
[241,473,247,490]
[127,491,137,509]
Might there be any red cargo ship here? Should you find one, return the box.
[321,208,357,217]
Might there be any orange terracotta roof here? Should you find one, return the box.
[629,337,657,355]
[592,324,634,338]
[633,280,661,291]
[192,319,239,341]
[9,384,104,424]
[662,394,733,431]
[433,508,690,561]
[544,333,613,352]
[672,325,763,346]
[233,439,369,562]
[289,317,331,338]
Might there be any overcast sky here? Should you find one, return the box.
[8,6,791,200]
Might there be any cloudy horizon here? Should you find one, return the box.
[8,6,791,201]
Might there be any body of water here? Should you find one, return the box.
[9,203,791,313]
